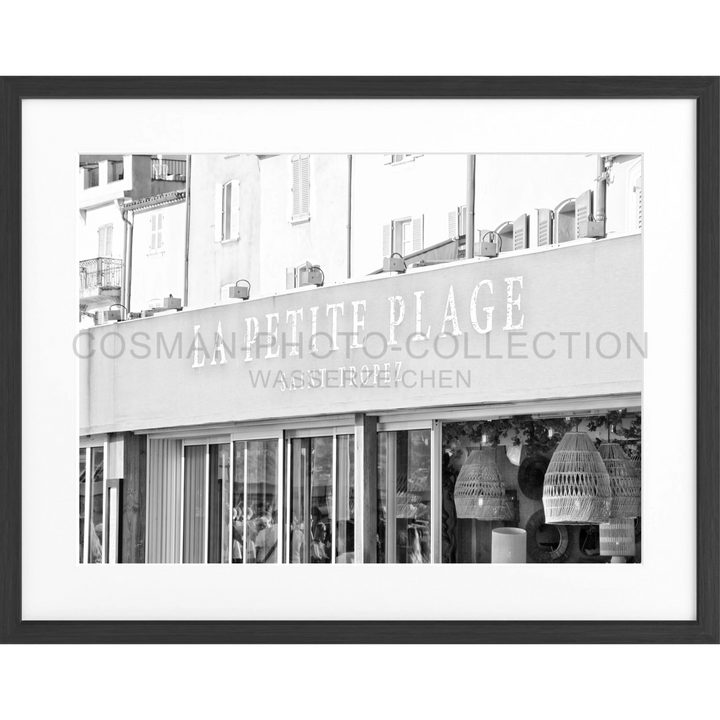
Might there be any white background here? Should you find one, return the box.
[23,101,692,622]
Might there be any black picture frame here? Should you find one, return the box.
[1,76,717,644]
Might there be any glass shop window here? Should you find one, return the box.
[377,429,432,564]
[288,434,354,564]
[79,445,104,564]
[233,439,280,564]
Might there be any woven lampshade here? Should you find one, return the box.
[454,447,512,521]
[599,518,636,557]
[598,442,641,518]
[542,432,611,524]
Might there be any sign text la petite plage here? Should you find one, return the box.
[190,276,525,392]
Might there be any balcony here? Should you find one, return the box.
[79,257,123,308]
[151,158,186,182]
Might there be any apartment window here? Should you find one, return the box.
[149,212,163,253]
[291,155,310,221]
[98,224,113,256]
[382,216,424,258]
[385,154,422,165]
[448,205,467,238]
[215,179,240,242]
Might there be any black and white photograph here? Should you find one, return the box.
[77,152,644,568]
[0,73,720,647]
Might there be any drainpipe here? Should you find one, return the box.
[346,154,353,279]
[466,154,476,258]
[121,210,134,314]
[183,154,192,307]
[596,154,607,224]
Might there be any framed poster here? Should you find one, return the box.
[0,77,717,643]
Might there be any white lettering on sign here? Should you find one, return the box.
[245,317,259,362]
[265,313,280,359]
[325,302,345,351]
[286,308,304,357]
[388,296,405,346]
[350,300,366,349]
[504,277,524,330]
[440,285,462,337]
[210,321,228,365]
[192,274,526,370]
[412,291,430,341]
[470,280,493,334]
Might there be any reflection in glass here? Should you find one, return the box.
[290,437,333,563]
[233,440,279,564]
[79,448,86,563]
[183,445,206,563]
[89,447,104,563]
[377,430,431,563]
[336,435,355,563]
[208,444,231,563]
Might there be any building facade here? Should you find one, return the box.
[78,154,643,566]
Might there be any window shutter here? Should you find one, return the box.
[230,179,241,239]
[537,209,553,247]
[286,267,296,290]
[98,226,105,256]
[291,157,301,217]
[214,183,223,242]
[448,210,458,238]
[513,214,529,250]
[412,215,424,252]
[301,156,310,215]
[382,223,392,257]
[150,214,157,251]
[576,189,593,239]
[106,225,113,256]
[634,175,643,230]
[157,214,163,249]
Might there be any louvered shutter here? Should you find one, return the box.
[214,183,223,242]
[301,156,310,215]
[292,156,301,217]
[382,223,392,257]
[576,190,593,239]
[537,209,553,247]
[98,226,106,256]
[286,267,296,290]
[634,175,643,230]
[106,225,113,256]
[412,215,424,252]
[150,215,157,251]
[230,179,240,239]
[448,210,458,238]
[513,214,529,250]
[157,214,163,249]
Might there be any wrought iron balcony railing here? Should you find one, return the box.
[79,257,123,293]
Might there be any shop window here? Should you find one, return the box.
[233,439,279,564]
[287,434,354,564]
[377,429,432,564]
[78,445,105,564]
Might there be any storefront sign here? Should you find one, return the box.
[79,236,643,433]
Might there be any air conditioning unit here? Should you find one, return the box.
[382,253,406,273]
[162,295,182,310]
[97,309,122,324]
[229,280,251,300]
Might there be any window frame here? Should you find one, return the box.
[79,435,109,564]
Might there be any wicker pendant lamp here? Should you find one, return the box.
[599,518,636,558]
[454,446,512,521]
[598,442,641,519]
[542,431,611,524]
